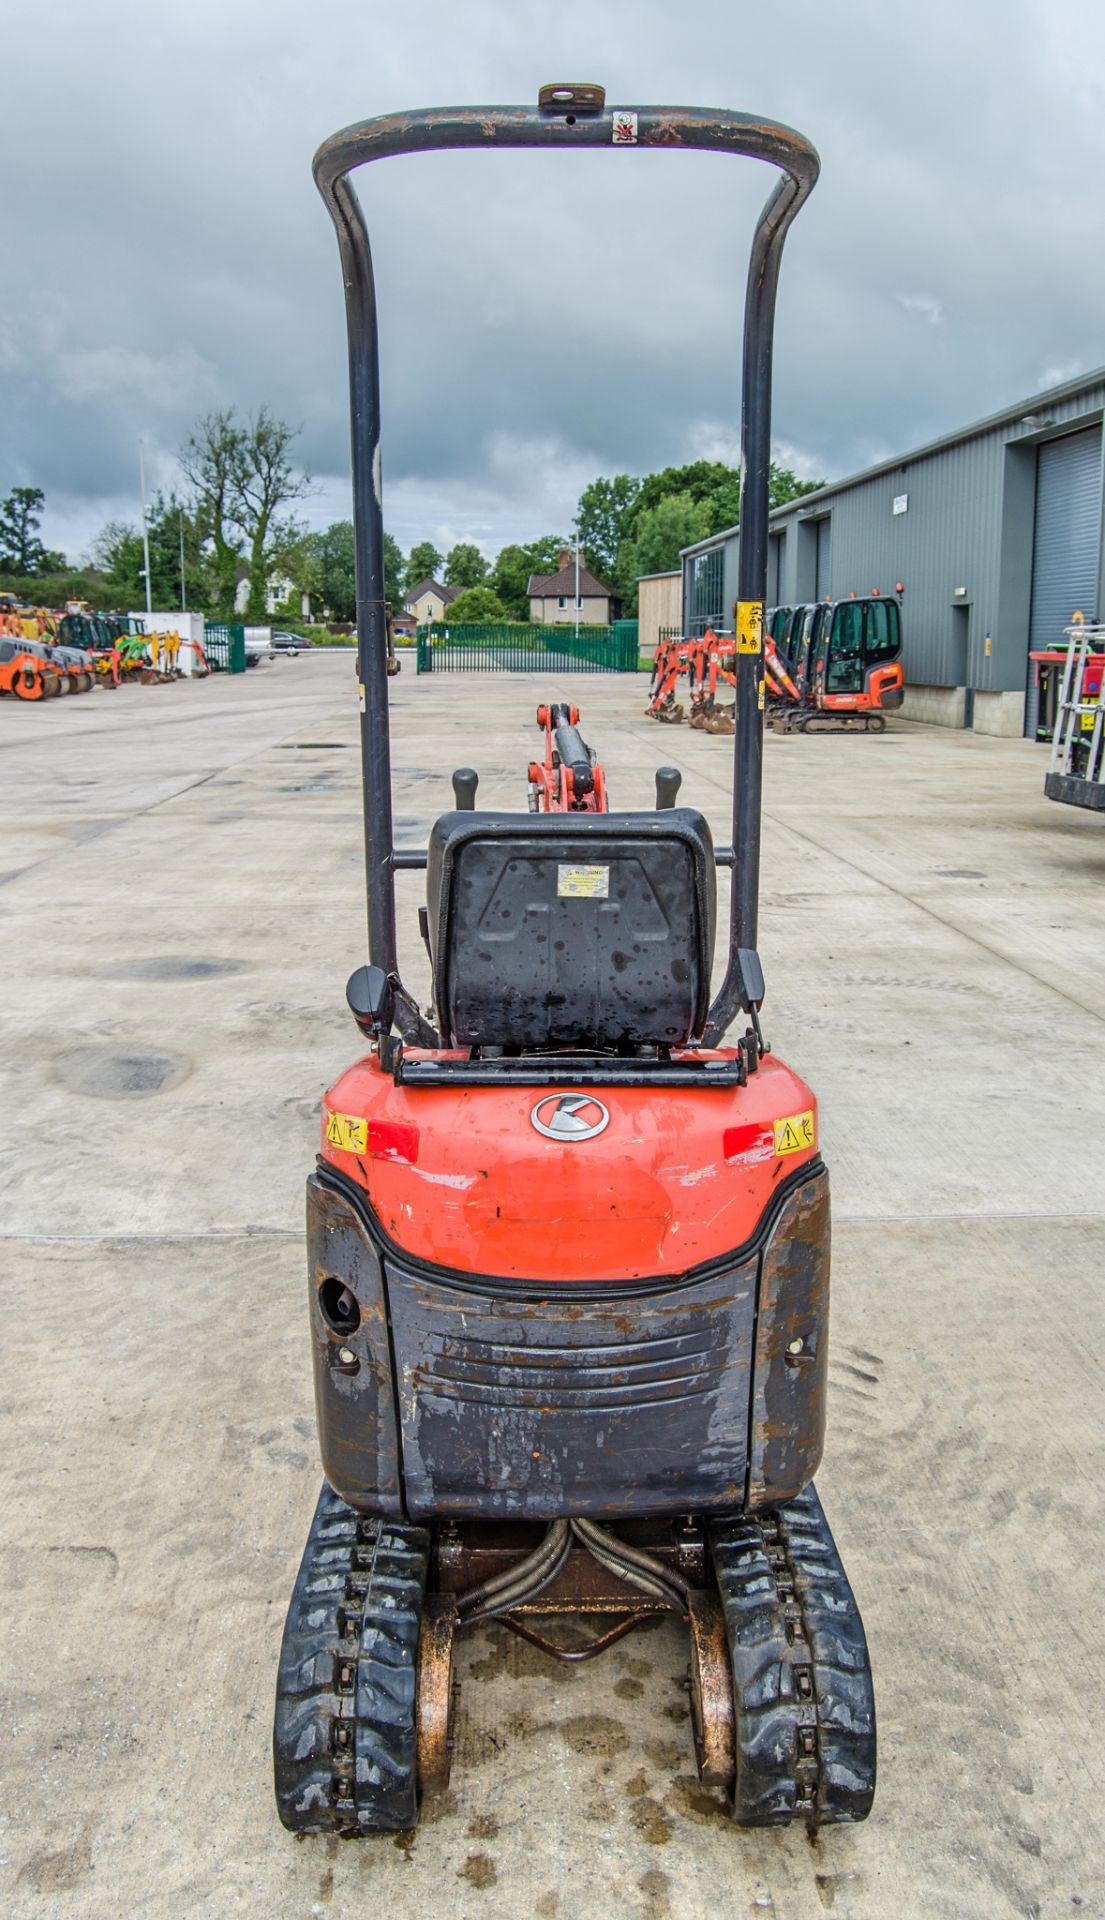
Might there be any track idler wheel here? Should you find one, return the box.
[687,1589,736,1788]
[416,1594,458,1795]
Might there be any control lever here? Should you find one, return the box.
[655,766,682,809]
[452,767,479,809]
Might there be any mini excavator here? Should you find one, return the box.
[273,84,876,1840]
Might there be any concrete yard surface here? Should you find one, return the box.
[1,653,1104,1920]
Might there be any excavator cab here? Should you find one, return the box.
[813,597,904,717]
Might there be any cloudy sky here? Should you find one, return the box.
[3,0,1104,565]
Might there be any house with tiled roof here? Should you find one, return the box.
[526,548,617,625]
[405,577,459,626]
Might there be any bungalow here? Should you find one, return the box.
[405,577,459,626]
[527,548,617,625]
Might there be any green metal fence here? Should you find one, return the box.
[203,622,247,673]
[416,620,639,673]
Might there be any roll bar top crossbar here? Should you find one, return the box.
[314,91,819,1045]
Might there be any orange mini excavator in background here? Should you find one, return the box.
[766,595,904,732]
[527,702,608,811]
[273,85,876,1842]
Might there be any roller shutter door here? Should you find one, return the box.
[1027,426,1102,736]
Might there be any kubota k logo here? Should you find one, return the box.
[530,1094,610,1142]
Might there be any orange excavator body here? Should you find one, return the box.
[319,1047,819,1284]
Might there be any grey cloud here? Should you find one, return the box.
[3,0,1103,558]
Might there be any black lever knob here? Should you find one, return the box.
[655,766,682,809]
[451,767,479,810]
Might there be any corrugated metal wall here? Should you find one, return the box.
[682,378,1105,699]
[815,517,831,599]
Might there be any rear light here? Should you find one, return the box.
[366,1119,419,1164]
[723,1122,773,1161]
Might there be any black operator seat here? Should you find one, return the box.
[425,809,716,1051]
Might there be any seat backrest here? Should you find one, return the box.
[425,809,716,1051]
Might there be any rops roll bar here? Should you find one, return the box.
[314,88,819,1045]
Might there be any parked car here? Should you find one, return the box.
[272,630,313,656]
[244,627,276,667]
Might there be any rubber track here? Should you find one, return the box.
[709,1483,876,1828]
[273,1481,430,1834]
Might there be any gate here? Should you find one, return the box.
[416,621,639,673]
[203,622,247,672]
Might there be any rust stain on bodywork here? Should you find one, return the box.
[746,1170,829,1509]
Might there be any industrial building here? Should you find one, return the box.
[680,369,1105,736]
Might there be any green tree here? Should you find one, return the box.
[769,463,822,510]
[93,492,208,610]
[575,474,639,582]
[309,521,356,620]
[180,409,246,612]
[442,584,506,624]
[443,542,487,590]
[0,487,63,574]
[0,565,108,607]
[629,461,741,538]
[92,521,145,606]
[627,458,819,540]
[404,541,443,592]
[271,526,321,616]
[232,410,312,622]
[180,407,311,619]
[487,535,565,621]
[615,492,710,611]
[150,492,208,609]
[383,532,405,606]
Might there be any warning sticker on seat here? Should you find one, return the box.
[773,1109,816,1156]
[558,864,610,898]
[325,1110,368,1154]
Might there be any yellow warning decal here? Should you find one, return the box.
[736,600,764,655]
[325,1110,368,1154]
[1080,711,1097,731]
[558,864,610,899]
[773,1109,816,1157]
[358,682,367,713]
[757,676,766,711]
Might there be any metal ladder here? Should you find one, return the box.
[1048,622,1105,789]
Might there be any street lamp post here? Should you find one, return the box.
[138,439,153,618]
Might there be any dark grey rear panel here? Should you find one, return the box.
[386,1254,756,1518]
[306,1165,830,1521]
